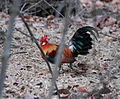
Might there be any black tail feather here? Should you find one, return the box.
[69,26,98,57]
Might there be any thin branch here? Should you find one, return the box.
[48,0,72,98]
[20,2,27,12]
[22,0,43,13]
[43,0,64,18]
[10,51,27,56]
[15,28,39,41]
[25,9,42,15]
[0,51,27,59]
[55,1,65,17]
[99,32,120,41]
[19,13,61,98]
[0,0,21,97]
[78,5,89,16]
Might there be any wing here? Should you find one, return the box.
[61,47,75,63]
[42,43,75,63]
[46,49,57,63]
[46,46,75,63]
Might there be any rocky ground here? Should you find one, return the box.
[0,0,120,99]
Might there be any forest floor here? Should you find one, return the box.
[0,0,120,99]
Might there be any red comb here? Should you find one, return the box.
[40,35,47,42]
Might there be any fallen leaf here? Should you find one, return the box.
[0,12,8,18]
[104,63,109,69]
[24,14,30,19]
[58,89,71,98]
[77,63,86,67]
[47,15,54,20]
[25,19,30,22]
[76,67,87,74]
[96,1,104,7]
[59,89,70,94]
[91,96,95,99]
[103,94,108,99]
[112,0,120,4]
[69,77,76,82]
[40,92,45,98]
[106,17,117,27]
[77,86,89,93]
[46,22,55,27]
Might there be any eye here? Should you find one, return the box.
[42,42,46,45]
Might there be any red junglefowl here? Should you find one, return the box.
[40,26,98,68]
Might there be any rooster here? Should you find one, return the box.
[40,26,98,68]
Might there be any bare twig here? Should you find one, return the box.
[0,51,27,60]
[19,13,61,98]
[5,0,9,14]
[22,0,43,13]
[43,0,64,18]
[15,28,33,38]
[20,2,27,12]
[99,32,120,41]
[10,51,27,56]
[25,9,42,15]
[25,1,49,15]
[55,1,65,17]
[0,0,21,97]
[15,28,39,41]
[47,0,72,98]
